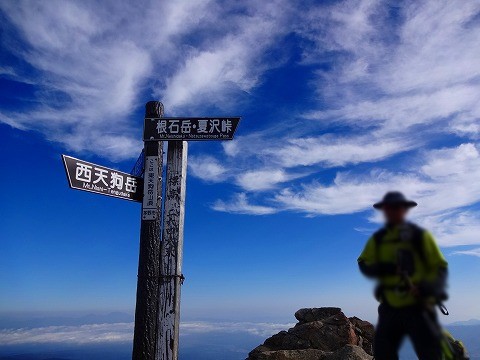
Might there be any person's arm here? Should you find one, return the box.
[418,232,449,299]
[358,236,397,278]
[359,261,398,278]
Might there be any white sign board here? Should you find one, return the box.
[142,156,159,220]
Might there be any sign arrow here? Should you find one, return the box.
[62,155,143,202]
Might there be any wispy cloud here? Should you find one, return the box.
[181,321,294,338]
[197,1,480,250]
[452,247,480,258]
[189,155,228,183]
[0,321,293,345]
[277,143,480,217]
[213,143,480,246]
[422,211,480,248]
[236,169,302,191]
[0,1,153,160]
[191,1,480,196]
[0,0,291,160]
[295,0,480,149]
[191,132,415,193]
[2,0,480,249]
[213,193,277,215]
[0,322,133,345]
[159,0,291,112]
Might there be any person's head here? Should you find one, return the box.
[373,191,417,225]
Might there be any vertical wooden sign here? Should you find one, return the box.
[157,140,188,360]
[132,101,164,360]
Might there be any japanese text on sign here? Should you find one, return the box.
[62,155,143,202]
[143,117,240,141]
[142,156,159,220]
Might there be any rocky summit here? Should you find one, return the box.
[246,307,374,360]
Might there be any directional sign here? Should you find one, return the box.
[143,117,240,141]
[62,155,143,202]
[142,156,159,220]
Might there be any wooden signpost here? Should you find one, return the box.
[62,101,240,360]
[133,101,165,360]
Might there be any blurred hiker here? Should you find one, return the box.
[358,191,448,360]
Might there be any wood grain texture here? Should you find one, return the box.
[132,102,164,360]
[157,141,188,360]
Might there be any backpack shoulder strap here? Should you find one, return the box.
[373,228,387,262]
[373,228,387,244]
[373,225,426,262]
[408,223,427,263]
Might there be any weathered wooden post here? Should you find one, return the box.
[141,113,240,360]
[157,141,188,360]
[132,101,164,360]
[61,102,240,360]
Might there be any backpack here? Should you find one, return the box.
[373,223,450,305]
[374,224,469,360]
[373,223,426,263]
[441,330,470,360]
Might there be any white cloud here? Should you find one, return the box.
[0,66,17,77]
[2,0,480,248]
[0,0,290,160]
[212,193,276,215]
[189,155,227,182]
[450,114,480,138]
[380,1,480,93]
[207,132,415,193]
[181,321,294,338]
[0,321,293,345]
[453,247,480,258]
[236,169,296,191]
[274,170,419,216]
[307,85,480,138]
[0,322,133,345]
[421,211,480,247]
[158,0,291,112]
[0,1,154,160]
[270,135,414,168]
[206,1,480,252]
[201,0,480,196]
[273,143,480,246]
[301,0,480,139]
[420,143,480,179]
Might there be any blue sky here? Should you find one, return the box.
[1,0,480,334]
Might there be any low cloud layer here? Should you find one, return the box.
[0,321,293,346]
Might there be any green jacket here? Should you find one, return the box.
[358,224,448,308]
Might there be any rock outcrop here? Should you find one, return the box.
[246,307,374,360]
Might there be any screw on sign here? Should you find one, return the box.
[61,101,240,360]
